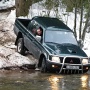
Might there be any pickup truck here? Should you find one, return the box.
[14,16,90,74]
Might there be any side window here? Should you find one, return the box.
[28,20,39,36]
[28,20,35,31]
[36,27,43,43]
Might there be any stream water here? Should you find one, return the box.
[0,69,90,90]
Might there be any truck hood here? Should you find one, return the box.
[44,43,87,57]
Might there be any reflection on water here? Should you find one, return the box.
[81,75,88,89]
[48,76,62,90]
[48,74,90,90]
[0,70,90,90]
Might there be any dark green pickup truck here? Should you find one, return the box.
[14,16,90,74]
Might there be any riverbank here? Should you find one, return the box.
[0,10,37,70]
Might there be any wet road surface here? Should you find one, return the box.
[0,69,90,90]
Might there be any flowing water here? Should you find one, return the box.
[0,69,90,90]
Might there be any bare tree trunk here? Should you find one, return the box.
[82,12,89,41]
[74,7,77,39]
[82,0,90,41]
[47,10,51,16]
[79,0,83,41]
[15,0,20,17]
[15,0,32,17]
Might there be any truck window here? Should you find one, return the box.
[45,30,78,45]
[28,20,41,36]
[27,20,35,31]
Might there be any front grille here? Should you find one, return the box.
[61,69,82,74]
[64,57,81,64]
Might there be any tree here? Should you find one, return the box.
[40,0,54,17]
[61,0,79,39]
[61,0,90,47]
[79,0,83,41]
[15,0,43,17]
[82,0,90,41]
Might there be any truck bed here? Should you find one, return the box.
[16,18,31,28]
[14,18,31,36]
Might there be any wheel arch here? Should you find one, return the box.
[38,54,46,67]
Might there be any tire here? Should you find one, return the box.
[83,69,89,73]
[17,38,26,55]
[41,58,47,73]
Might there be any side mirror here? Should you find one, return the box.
[36,35,41,42]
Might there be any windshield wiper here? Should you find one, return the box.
[61,43,76,46]
[46,42,61,45]
[46,42,57,44]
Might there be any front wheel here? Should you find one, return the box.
[41,58,47,73]
[83,69,89,73]
[17,38,26,55]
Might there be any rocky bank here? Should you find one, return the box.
[0,10,37,70]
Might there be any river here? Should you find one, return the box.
[0,69,90,90]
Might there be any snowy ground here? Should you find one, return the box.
[0,0,15,10]
[0,10,37,69]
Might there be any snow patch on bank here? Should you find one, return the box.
[3,10,16,31]
[0,44,36,68]
[0,0,15,10]
[0,9,37,69]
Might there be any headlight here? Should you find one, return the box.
[52,56,60,63]
[82,59,88,64]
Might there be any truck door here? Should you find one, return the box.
[25,20,42,59]
[24,20,36,54]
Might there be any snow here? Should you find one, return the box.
[0,1,37,68]
[83,33,90,57]
[3,10,16,31]
[0,0,15,10]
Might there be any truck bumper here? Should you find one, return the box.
[46,60,90,74]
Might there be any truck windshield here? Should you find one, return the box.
[45,30,78,45]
